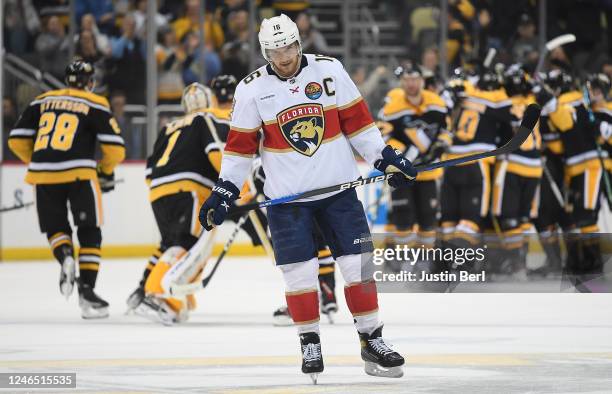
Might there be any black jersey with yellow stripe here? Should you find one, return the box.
[505,94,542,177]
[200,106,231,143]
[378,89,448,180]
[146,111,225,202]
[8,88,125,184]
[447,84,513,164]
[546,91,601,177]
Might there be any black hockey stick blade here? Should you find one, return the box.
[230,103,540,214]
[415,103,540,172]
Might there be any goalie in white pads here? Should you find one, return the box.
[199,14,413,382]
[126,82,223,324]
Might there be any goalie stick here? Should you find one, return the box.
[230,103,541,215]
[168,212,249,296]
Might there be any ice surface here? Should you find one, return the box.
[1,257,612,393]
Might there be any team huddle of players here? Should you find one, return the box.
[7,56,612,322]
[378,64,611,283]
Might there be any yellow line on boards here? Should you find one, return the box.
[0,243,267,261]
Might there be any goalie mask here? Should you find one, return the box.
[181,83,214,113]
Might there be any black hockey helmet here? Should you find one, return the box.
[394,64,422,79]
[477,67,502,91]
[65,60,94,90]
[586,73,611,99]
[210,74,237,104]
[546,69,574,95]
[504,64,532,96]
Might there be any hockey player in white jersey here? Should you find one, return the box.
[199,14,415,382]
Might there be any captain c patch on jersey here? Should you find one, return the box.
[277,104,325,157]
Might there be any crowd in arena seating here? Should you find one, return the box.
[3,0,612,160]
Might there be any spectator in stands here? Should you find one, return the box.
[217,0,248,35]
[111,90,143,159]
[109,14,146,104]
[156,27,185,104]
[181,30,222,85]
[296,12,329,55]
[446,4,472,69]
[4,0,40,56]
[132,0,169,39]
[511,14,539,68]
[34,0,70,23]
[172,0,225,51]
[263,0,310,20]
[352,65,390,112]
[75,0,115,35]
[421,47,439,77]
[221,10,251,80]
[80,13,110,55]
[35,15,70,80]
[75,30,108,94]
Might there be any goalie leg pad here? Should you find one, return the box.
[161,229,216,294]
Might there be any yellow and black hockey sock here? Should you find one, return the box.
[48,231,74,264]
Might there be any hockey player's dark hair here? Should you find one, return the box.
[210,74,238,104]
[65,60,94,90]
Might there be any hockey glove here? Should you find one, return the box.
[374,145,417,188]
[199,179,240,231]
[97,165,115,193]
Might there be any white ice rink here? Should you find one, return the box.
[2,257,612,393]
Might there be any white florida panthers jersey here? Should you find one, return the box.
[219,54,386,201]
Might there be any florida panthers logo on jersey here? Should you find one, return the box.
[277,104,325,156]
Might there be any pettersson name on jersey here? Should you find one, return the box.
[277,104,325,156]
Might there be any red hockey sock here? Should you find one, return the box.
[286,290,319,324]
[344,281,378,316]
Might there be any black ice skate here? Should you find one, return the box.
[59,255,76,299]
[78,280,109,319]
[358,324,404,378]
[300,332,324,384]
[272,305,293,326]
[319,272,338,324]
[126,285,145,314]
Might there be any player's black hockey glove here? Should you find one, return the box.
[199,179,240,231]
[374,145,417,188]
[97,165,115,193]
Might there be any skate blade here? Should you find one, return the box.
[308,373,319,384]
[133,303,175,326]
[364,361,404,378]
[59,257,76,299]
[81,306,109,319]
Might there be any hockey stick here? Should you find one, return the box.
[229,104,541,215]
[541,157,566,208]
[534,34,576,77]
[169,212,249,296]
